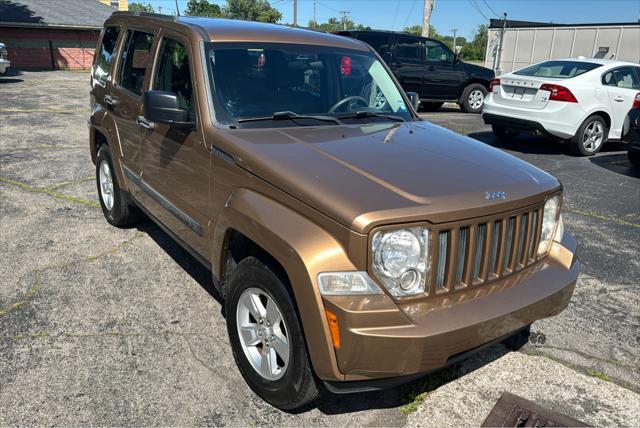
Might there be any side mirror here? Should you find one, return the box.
[406,91,420,110]
[143,90,193,128]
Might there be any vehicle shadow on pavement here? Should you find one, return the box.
[589,153,640,179]
[468,131,622,157]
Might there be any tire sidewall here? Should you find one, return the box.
[573,116,607,156]
[462,83,487,113]
[96,145,124,225]
[226,259,317,410]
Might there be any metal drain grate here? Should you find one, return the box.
[482,392,590,427]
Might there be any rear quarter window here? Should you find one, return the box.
[514,61,601,78]
[93,26,120,85]
[601,67,640,90]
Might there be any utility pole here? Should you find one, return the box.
[293,0,298,26]
[174,0,180,16]
[340,10,350,31]
[451,28,458,54]
[313,0,316,28]
[158,6,162,14]
[422,0,435,37]
[495,12,507,75]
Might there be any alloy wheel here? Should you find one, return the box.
[99,160,114,210]
[582,120,604,153]
[236,287,290,381]
[469,89,485,110]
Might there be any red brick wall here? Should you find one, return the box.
[0,26,100,70]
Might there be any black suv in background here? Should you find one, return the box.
[338,30,495,113]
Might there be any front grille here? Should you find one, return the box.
[428,205,543,295]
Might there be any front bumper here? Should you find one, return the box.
[321,233,579,382]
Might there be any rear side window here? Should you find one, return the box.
[154,38,193,110]
[602,67,640,90]
[395,37,422,61]
[357,34,391,55]
[514,60,601,79]
[119,30,155,95]
[425,40,453,63]
[93,26,120,85]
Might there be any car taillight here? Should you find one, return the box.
[489,78,500,93]
[540,83,578,103]
[633,92,640,109]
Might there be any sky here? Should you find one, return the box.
[146,0,640,39]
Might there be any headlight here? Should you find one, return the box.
[371,227,429,297]
[538,194,561,256]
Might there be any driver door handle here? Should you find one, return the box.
[104,94,118,109]
[136,116,155,130]
[613,96,625,102]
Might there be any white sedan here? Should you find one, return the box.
[483,58,640,156]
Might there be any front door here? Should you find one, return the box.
[601,66,640,139]
[139,32,211,257]
[422,40,462,100]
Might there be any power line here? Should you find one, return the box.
[468,0,489,21]
[481,0,500,18]
[402,0,418,31]
[391,0,401,31]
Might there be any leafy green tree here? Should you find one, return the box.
[309,17,370,32]
[185,0,223,17]
[128,2,154,13]
[224,0,282,23]
[459,24,487,61]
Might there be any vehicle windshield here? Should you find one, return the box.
[206,42,413,127]
[514,60,602,79]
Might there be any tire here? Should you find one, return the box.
[226,257,323,410]
[492,124,519,140]
[96,144,141,227]
[629,151,640,167]
[460,83,487,113]
[570,115,607,156]
[420,102,444,112]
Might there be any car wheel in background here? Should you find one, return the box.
[419,102,444,112]
[571,115,607,156]
[226,257,323,410]
[460,83,487,113]
[492,124,519,140]
[96,144,141,226]
[629,151,640,167]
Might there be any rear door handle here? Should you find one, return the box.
[136,116,155,130]
[613,96,625,102]
[104,94,118,109]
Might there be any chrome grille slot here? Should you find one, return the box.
[516,213,528,266]
[528,210,539,263]
[502,216,516,273]
[455,227,469,285]
[436,231,449,290]
[472,223,486,281]
[489,221,501,274]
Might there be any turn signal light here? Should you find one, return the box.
[325,309,341,349]
[489,78,500,92]
[540,83,578,103]
[633,92,640,109]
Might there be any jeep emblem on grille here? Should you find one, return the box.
[486,191,507,201]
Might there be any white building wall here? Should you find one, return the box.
[485,24,640,75]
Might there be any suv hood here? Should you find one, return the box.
[221,121,559,233]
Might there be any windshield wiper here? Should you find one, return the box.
[237,111,343,125]
[337,111,406,122]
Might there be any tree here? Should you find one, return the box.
[128,2,154,13]
[310,17,370,32]
[224,0,282,23]
[459,24,487,61]
[185,0,223,17]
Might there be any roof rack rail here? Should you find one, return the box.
[112,11,178,21]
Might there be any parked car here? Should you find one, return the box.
[337,30,495,113]
[622,93,640,166]
[483,58,640,156]
[90,13,579,410]
[0,42,10,75]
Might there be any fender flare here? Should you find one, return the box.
[212,189,357,380]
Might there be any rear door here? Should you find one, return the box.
[109,28,156,185]
[601,66,640,138]
[390,36,427,97]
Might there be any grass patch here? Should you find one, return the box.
[587,368,611,382]
[399,365,460,415]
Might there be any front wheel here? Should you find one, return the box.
[96,145,141,226]
[571,115,607,156]
[460,83,487,113]
[226,257,323,410]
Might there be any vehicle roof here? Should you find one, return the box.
[109,12,369,51]
[537,58,639,67]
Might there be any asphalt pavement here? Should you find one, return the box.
[1,72,638,425]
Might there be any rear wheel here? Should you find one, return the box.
[629,151,640,167]
[460,83,487,113]
[226,257,323,410]
[96,145,141,226]
[420,102,444,112]
[492,124,519,140]
[571,115,607,156]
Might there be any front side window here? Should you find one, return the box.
[119,30,155,95]
[93,26,120,85]
[515,60,601,79]
[425,40,453,63]
[602,67,640,90]
[207,43,412,127]
[395,37,421,61]
[154,38,193,110]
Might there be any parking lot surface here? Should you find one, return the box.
[1,71,639,425]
